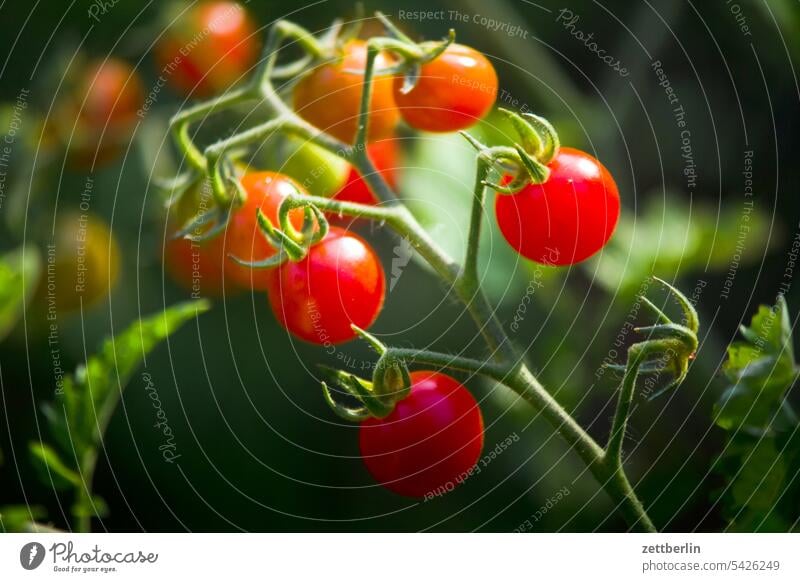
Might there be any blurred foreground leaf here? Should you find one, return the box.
[711,296,800,531]
[0,245,41,341]
[26,299,210,530]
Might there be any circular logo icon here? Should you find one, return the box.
[19,542,46,570]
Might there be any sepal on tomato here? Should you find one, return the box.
[319,366,394,419]
[320,327,413,422]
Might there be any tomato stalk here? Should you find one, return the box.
[164,14,701,533]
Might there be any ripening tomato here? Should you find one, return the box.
[265,227,385,344]
[293,40,399,144]
[155,1,258,97]
[393,44,497,133]
[333,138,400,207]
[163,234,230,297]
[495,147,620,265]
[224,172,307,290]
[163,180,236,297]
[62,58,144,168]
[47,212,120,312]
[359,370,484,498]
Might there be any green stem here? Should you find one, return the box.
[463,157,490,286]
[170,87,254,172]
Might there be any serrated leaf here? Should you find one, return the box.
[712,297,800,532]
[29,442,80,490]
[716,297,797,431]
[0,245,41,341]
[75,299,210,446]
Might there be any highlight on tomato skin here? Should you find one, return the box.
[293,40,400,144]
[359,370,484,498]
[265,226,386,345]
[494,147,621,266]
[393,43,498,133]
[155,1,259,97]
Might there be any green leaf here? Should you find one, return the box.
[711,297,800,532]
[0,245,41,341]
[73,299,211,447]
[29,442,81,490]
[715,296,797,431]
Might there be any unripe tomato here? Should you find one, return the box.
[163,180,235,297]
[359,371,484,498]
[62,58,144,168]
[495,147,620,265]
[293,40,400,144]
[393,44,497,133]
[155,1,258,97]
[258,135,350,199]
[224,172,307,290]
[47,212,120,312]
[265,227,385,344]
[333,138,400,207]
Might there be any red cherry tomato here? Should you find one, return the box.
[293,40,399,144]
[265,227,385,344]
[359,370,484,498]
[63,58,144,168]
[495,147,621,265]
[156,1,258,97]
[393,44,497,133]
[224,172,306,290]
[333,138,400,208]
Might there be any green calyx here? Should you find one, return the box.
[320,325,412,422]
[461,109,562,195]
[606,277,700,399]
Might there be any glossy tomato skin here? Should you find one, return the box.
[495,147,620,265]
[265,227,385,344]
[359,371,484,498]
[393,44,497,133]
[224,172,306,290]
[333,138,400,207]
[156,1,258,97]
[64,58,144,168]
[293,40,399,144]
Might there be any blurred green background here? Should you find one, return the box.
[1,0,799,531]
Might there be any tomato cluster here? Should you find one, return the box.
[163,171,386,345]
[154,13,624,500]
[294,41,499,143]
